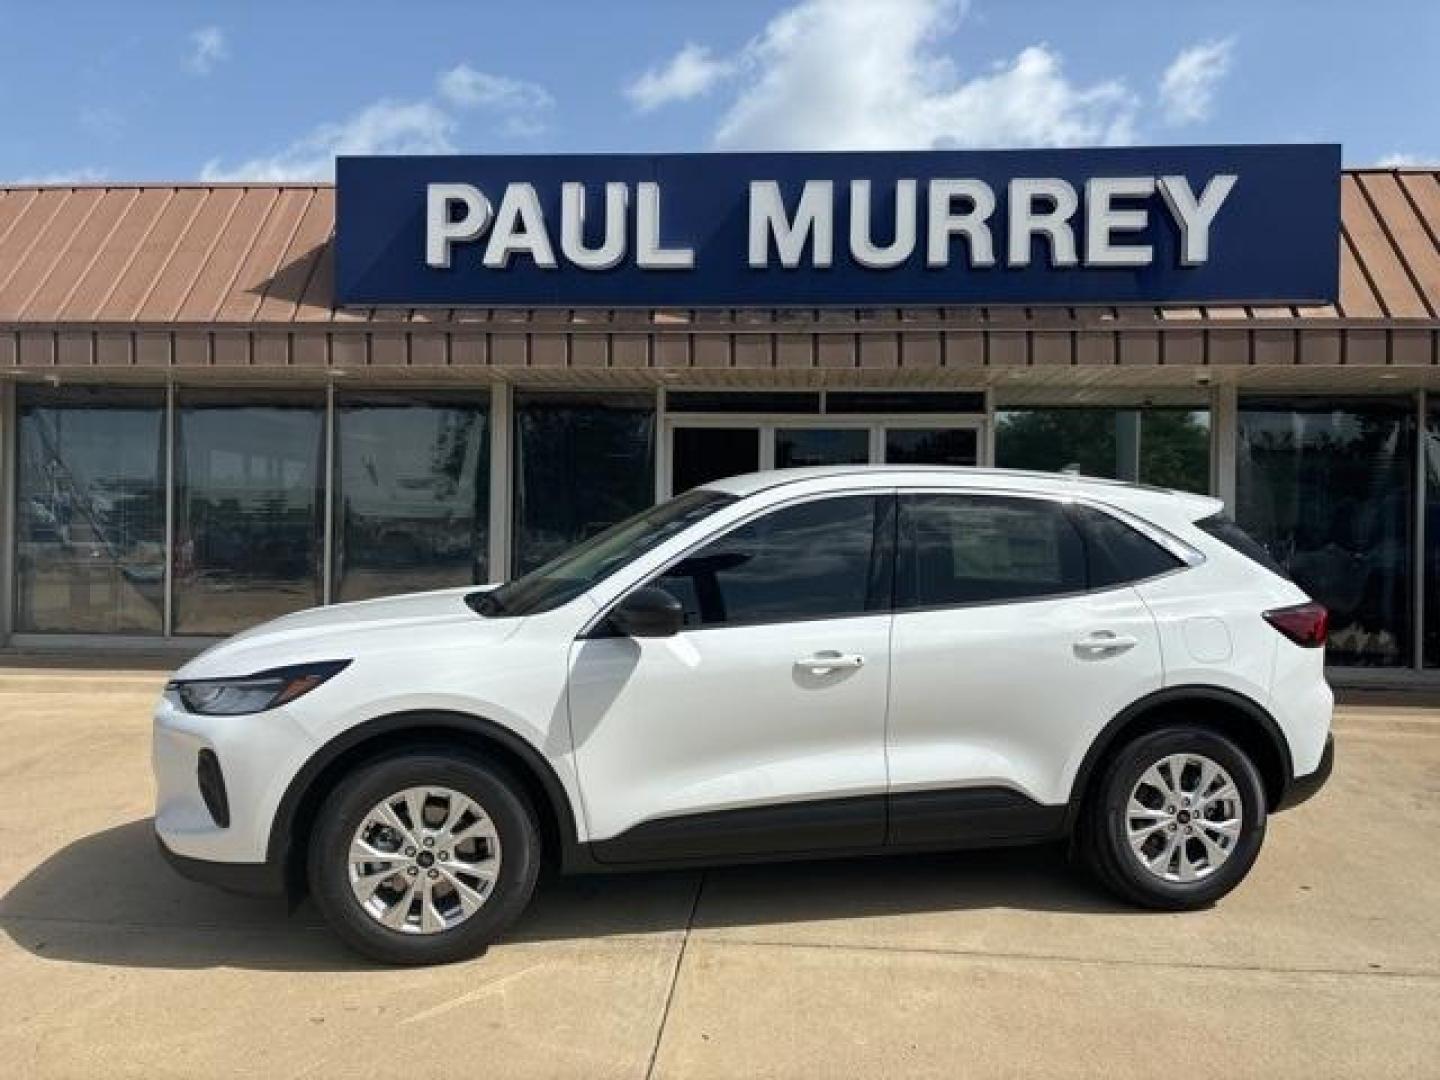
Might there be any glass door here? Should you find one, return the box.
[666,415,988,496]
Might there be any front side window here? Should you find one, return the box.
[897,493,1086,608]
[475,487,734,618]
[653,495,889,629]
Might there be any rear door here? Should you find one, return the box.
[885,491,1166,844]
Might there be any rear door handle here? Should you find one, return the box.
[794,651,865,673]
[1073,631,1139,659]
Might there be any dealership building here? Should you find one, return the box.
[0,150,1437,682]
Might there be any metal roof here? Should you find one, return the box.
[0,169,1436,329]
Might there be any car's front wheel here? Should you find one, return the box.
[308,750,541,964]
[1080,725,1267,910]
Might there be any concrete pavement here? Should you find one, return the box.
[0,666,1436,1078]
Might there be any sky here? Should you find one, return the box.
[0,0,1435,183]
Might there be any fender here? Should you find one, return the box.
[1063,684,1295,829]
[266,709,585,873]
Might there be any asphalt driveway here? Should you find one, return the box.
[0,664,1436,1078]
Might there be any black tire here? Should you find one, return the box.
[1079,725,1267,910]
[308,750,541,965]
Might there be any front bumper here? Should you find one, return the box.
[152,689,319,866]
[156,831,287,897]
[1275,733,1334,812]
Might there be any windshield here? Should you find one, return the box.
[469,488,736,618]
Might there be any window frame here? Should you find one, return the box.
[586,488,897,636]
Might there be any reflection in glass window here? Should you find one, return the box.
[897,494,1086,608]
[1425,406,1440,667]
[884,428,978,466]
[15,387,165,633]
[334,393,489,602]
[672,427,758,493]
[774,428,869,468]
[513,393,655,575]
[174,391,324,634]
[995,408,1211,493]
[655,496,882,628]
[1238,399,1413,668]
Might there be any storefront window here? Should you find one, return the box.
[15,386,165,633]
[995,408,1211,493]
[173,391,324,634]
[1238,398,1413,668]
[513,392,655,575]
[334,392,490,602]
[1422,402,1440,667]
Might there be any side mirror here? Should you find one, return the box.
[608,586,684,638]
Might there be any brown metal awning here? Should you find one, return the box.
[0,169,1435,375]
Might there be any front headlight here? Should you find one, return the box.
[168,660,351,716]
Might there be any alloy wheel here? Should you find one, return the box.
[347,786,502,934]
[1124,753,1244,884]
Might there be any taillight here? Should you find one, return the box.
[1263,601,1329,648]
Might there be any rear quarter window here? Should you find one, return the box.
[1069,504,1186,589]
[1196,513,1291,579]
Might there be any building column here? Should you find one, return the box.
[1210,383,1238,511]
[1114,410,1141,482]
[488,381,512,582]
[0,379,15,645]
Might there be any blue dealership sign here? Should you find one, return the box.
[335,145,1340,308]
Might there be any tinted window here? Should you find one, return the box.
[897,494,1085,608]
[174,391,324,634]
[673,427,758,492]
[334,393,489,602]
[1197,513,1290,580]
[1071,505,1185,588]
[477,488,733,618]
[15,386,165,633]
[654,496,886,628]
[1238,398,1411,668]
[513,392,655,575]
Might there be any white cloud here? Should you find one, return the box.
[1377,152,1437,168]
[201,64,553,181]
[1158,38,1233,126]
[185,26,227,76]
[201,100,456,181]
[9,167,108,185]
[436,64,553,136]
[641,0,1137,151]
[626,44,734,112]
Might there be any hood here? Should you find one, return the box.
[177,585,521,679]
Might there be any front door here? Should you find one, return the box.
[568,491,894,862]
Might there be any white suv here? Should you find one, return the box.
[154,467,1334,964]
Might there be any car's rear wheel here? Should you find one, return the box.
[308,751,540,964]
[1080,725,1267,910]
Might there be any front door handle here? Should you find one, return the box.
[794,651,865,674]
[1073,631,1139,659]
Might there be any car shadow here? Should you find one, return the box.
[0,818,1140,972]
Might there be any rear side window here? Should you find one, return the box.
[1069,505,1185,589]
[897,493,1086,608]
[1197,513,1291,579]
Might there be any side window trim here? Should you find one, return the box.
[581,488,897,637]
